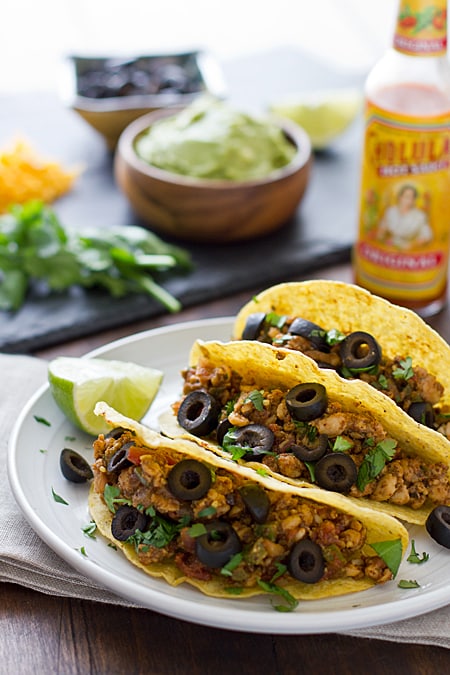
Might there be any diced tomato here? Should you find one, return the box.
[126,445,149,465]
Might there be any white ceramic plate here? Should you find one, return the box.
[8,317,450,634]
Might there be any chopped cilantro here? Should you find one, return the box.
[255,467,269,477]
[304,461,316,482]
[265,312,287,329]
[407,539,429,564]
[51,487,68,505]
[325,328,346,345]
[398,579,420,589]
[188,523,207,538]
[127,513,183,551]
[82,521,97,539]
[39,448,47,454]
[392,357,414,381]
[197,506,217,518]
[257,580,299,612]
[103,484,130,513]
[222,427,274,461]
[220,552,243,576]
[270,562,287,582]
[244,390,265,412]
[341,364,379,378]
[332,436,353,452]
[34,415,51,427]
[77,546,87,557]
[356,439,397,491]
[377,373,389,390]
[65,435,77,442]
[370,538,403,577]
[225,587,244,595]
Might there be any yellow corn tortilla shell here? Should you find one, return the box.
[90,401,408,601]
[159,339,450,525]
[233,280,450,413]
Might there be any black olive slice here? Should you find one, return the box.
[216,418,233,446]
[111,505,148,541]
[239,484,270,523]
[106,441,134,472]
[177,391,219,436]
[195,520,242,568]
[339,331,382,370]
[60,448,93,483]
[315,452,357,493]
[407,401,435,428]
[291,434,328,462]
[167,459,212,501]
[285,383,328,422]
[229,424,275,460]
[242,312,266,340]
[104,426,128,440]
[288,539,325,583]
[289,317,329,352]
[425,505,450,549]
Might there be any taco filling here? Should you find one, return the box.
[162,340,450,525]
[90,405,407,602]
[239,311,450,439]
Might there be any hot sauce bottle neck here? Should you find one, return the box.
[393,0,448,57]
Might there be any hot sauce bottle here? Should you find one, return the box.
[354,0,450,316]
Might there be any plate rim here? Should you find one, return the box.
[7,316,450,634]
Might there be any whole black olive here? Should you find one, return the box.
[239,484,270,523]
[177,391,220,436]
[407,401,435,428]
[106,441,134,473]
[216,418,233,446]
[288,539,325,583]
[425,505,450,549]
[289,317,329,352]
[227,424,275,460]
[167,459,212,501]
[242,312,266,340]
[291,434,328,462]
[285,383,328,422]
[315,452,357,493]
[339,331,382,370]
[60,448,93,483]
[195,520,242,568]
[111,505,148,541]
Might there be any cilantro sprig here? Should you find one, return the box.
[392,357,414,381]
[0,201,192,312]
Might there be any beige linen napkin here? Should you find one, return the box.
[1,352,449,646]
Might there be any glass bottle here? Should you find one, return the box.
[353,0,450,316]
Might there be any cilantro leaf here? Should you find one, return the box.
[51,487,68,505]
[398,579,420,589]
[356,439,397,491]
[244,390,265,412]
[370,538,403,577]
[332,436,353,452]
[324,328,346,345]
[257,580,299,612]
[220,552,243,576]
[407,539,429,564]
[82,521,97,539]
[265,312,287,329]
[392,357,414,381]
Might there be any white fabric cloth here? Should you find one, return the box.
[1,352,449,646]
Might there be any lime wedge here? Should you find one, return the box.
[269,88,362,150]
[48,357,163,435]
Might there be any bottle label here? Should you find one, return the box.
[355,99,450,303]
[394,0,447,56]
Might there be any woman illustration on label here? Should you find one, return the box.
[377,184,433,250]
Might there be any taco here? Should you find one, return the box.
[233,280,450,441]
[89,401,408,605]
[159,339,450,525]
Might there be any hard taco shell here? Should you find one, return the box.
[90,402,408,601]
[159,339,450,525]
[233,280,450,412]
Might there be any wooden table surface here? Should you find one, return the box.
[3,264,450,674]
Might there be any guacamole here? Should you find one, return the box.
[134,97,297,180]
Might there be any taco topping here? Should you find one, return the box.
[92,430,395,588]
[175,363,450,511]
[240,312,450,438]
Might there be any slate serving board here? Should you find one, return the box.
[0,48,364,354]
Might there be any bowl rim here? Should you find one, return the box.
[115,106,312,189]
[61,50,227,113]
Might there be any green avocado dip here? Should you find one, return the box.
[134,97,297,181]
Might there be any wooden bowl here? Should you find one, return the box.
[114,108,312,243]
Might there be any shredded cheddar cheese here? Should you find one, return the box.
[0,138,80,213]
